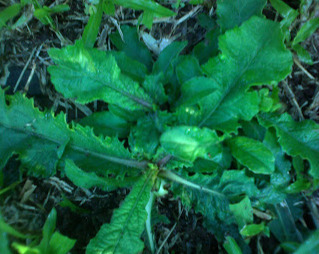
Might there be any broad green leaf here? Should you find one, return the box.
[0,215,28,239]
[258,113,319,178]
[263,129,291,187]
[193,28,220,64]
[178,77,218,107]
[48,43,153,111]
[129,116,160,159]
[229,196,253,230]
[48,232,76,254]
[240,119,266,141]
[160,126,221,162]
[64,160,137,191]
[294,230,319,254]
[228,136,275,175]
[81,0,103,48]
[217,0,266,31]
[0,90,146,177]
[199,17,292,132]
[102,0,115,15]
[293,18,319,45]
[240,223,269,237]
[0,4,21,28]
[110,26,153,70]
[176,55,202,84]
[79,111,130,138]
[114,0,175,17]
[111,51,148,82]
[86,169,158,254]
[153,41,188,78]
[223,236,243,254]
[292,44,314,65]
[142,73,167,105]
[285,179,312,194]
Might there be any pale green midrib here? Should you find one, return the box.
[112,171,154,253]
[199,33,273,128]
[0,122,148,170]
[56,64,153,110]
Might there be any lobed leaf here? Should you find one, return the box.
[0,90,146,177]
[217,0,266,31]
[197,16,292,132]
[258,113,319,178]
[86,168,158,254]
[48,42,153,111]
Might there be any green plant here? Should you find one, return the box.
[1,0,319,253]
[0,209,75,254]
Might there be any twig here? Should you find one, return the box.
[294,56,315,80]
[282,81,304,120]
[13,47,36,93]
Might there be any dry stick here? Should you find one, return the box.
[294,56,315,80]
[155,223,177,254]
[282,80,304,121]
[24,45,43,93]
[13,47,36,93]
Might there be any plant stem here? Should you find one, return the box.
[158,170,225,198]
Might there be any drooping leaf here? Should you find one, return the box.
[48,42,153,111]
[160,126,221,162]
[78,111,130,138]
[228,136,275,175]
[258,113,319,178]
[217,0,266,31]
[195,17,292,132]
[0,90,147,177]
[110,26,153,70]
[86,168,158,254]
[292,44,314,65]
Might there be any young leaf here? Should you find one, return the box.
[176,55,202,84]
[223,236,243,254]
[0,90,147,177]
[110,26,153,70]
[48,42,153,111]
[86,168,158,254]
[292,17,319,45]
[258,113,319,178]
[78,111,130,138]
[160,126,221,162]
[0,4,21,29]
[228,136,275,175]
[217,0,266,31]
[81,0,103,48]
[142,73,167,105]
[199,16,292,132]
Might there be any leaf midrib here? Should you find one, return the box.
[0,122,148,170]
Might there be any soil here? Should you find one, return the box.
[0,0,319,254]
